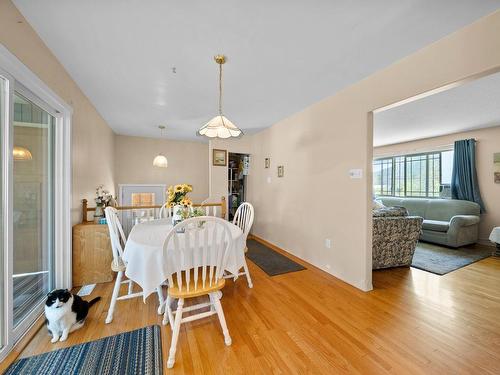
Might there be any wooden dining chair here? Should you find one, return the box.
[104,207,165,323]
[161,216,234,368]
[158,203,173,219]
[230,202,254,288]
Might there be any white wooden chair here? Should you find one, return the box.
[158,203,173,219]
[104,207,165,323]
[229,202,254,288]
[161,216,234,368]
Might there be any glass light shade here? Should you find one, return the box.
[153,154,168,168]
[197,115,243,138]
[13,146,33,161]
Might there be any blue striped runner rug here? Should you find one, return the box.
[5,325,162,374]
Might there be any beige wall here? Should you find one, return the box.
[0,0,116,224]
[115,135,209,203]
[231,11,500,291]
[374,126,500,243]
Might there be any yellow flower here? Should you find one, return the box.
[175,185,183,192]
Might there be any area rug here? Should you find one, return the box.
[246,239,306,276]
[5,325,162,375]
[411,242,493,275]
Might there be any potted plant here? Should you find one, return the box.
[94,185,113,222]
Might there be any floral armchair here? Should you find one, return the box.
[372,207,423,270]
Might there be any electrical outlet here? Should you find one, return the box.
[325,238,331,249]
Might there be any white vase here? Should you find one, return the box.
[172,205,183,225]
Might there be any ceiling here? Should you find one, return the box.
[13,1,500,142]
[374,71,500,147]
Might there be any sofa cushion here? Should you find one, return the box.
[422,219,449,232]
[373,206,408,217]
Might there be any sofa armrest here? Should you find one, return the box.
[449,215,480,228]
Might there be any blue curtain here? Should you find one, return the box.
[451,139,485,212]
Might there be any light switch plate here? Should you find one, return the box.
[349,169,363,179]
[267,176,272,184]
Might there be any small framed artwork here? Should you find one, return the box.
[212,149,227,166]
[277,165,284,177]
[265,158,270,168]
[495,172,500,184]
[494,153,500,183]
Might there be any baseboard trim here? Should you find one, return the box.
[248,234,373,291]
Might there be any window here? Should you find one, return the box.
[131,192,155,207]
[373,150,454,198]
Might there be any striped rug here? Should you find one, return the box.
[5,325,162,375]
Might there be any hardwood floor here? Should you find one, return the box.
[14,244,500,374]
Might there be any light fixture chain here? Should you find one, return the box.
[219,62,226,127]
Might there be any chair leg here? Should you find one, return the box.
[242,260,253,288]
[127,279,133,295]
[212,293,231,346]
[162,295,173,326]
[167,298,184,369]
[157,286,165,314]
[105,271,123,324]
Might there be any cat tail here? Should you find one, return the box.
[88,297,101,308]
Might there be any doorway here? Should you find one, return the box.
[228,153,249,221]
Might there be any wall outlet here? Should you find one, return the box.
[325,238,331,249]
[325,264,331,270]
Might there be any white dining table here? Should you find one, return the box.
[122,218,246,300]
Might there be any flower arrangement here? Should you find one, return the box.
[95,185,113,207]
[166,184,193,207]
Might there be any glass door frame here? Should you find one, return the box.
[0,44,72,361]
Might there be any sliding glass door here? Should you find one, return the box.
[0,75,6,353]
[0,46,71,362]
[12,91,55,331]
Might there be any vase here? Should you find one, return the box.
[172,205,183,225]
[94,204,104,223]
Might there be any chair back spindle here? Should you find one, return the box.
[164,217,233,293]
[159,203,173,219]
[105,207,127,263]
[233,202,254,239]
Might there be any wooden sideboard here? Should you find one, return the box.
[72,223,114,287]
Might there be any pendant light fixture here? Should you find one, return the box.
[197,55,243,138]
[13,146,32,161]
[153,125,168,168]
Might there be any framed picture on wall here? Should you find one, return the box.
[277,165,284,177]
[495,153,500,183]
[213,149,227,166]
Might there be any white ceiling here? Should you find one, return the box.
[374,71,500,147]
[13,0,500,142]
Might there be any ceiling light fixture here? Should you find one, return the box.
[197,54,243,139]
[153,125,168,168]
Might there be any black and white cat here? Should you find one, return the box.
[45,289,100,343]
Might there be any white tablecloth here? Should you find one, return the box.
[122,219,245,299]
[489,227,500,244]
